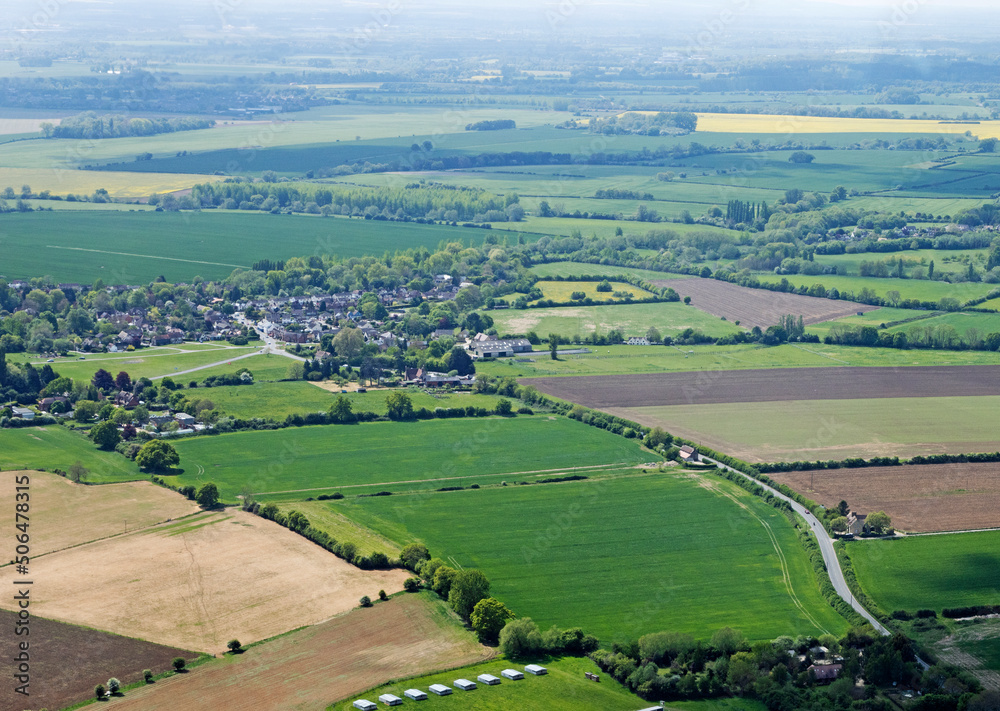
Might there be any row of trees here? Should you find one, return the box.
[43,112,213,139]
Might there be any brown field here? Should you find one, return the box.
[104,594,492,711]
[0,471,200,557]
[0,509,410,653]
[651,278,878,329]
[525,365,1000,409]
[771,463,1000,533]
[0,610,195,711]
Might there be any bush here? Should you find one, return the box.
[107,677,121,693]
[378,589,388,601]
[143,669,153,683]
[95,683,106,699]
[360,595,372,607]
[403,577,421,592]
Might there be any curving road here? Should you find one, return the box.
[702,455,890,636]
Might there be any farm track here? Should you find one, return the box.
[651,277,879,329]
[525,365,1000,408]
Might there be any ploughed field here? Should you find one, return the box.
[651,278,879,330]
[104,594,491,711]
[525,366,1000,408]
[772,463,1000,533]
[0,611,197,711]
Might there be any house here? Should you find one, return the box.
[37,396,69,412]
[808,664,843,682]
[524,664,547,676]
[470,338,533,359]
[501,669,524,680]
[679,445,699,462]
[626,337,651,346]
[428,684,452,696]
[846,512,868,536]
[11,407,35,420]
[281,330,309,344]
[351,700,376,711]
[477,673,501,685]
[114,391,140,409]
[377,693,402,706]
[175,412,196,427]
[403,689,428,700]
[454,679,476,691]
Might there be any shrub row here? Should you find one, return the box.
[942,605,1000,619]
[759,451,1000,473]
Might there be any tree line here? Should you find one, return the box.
[43,112,214,139]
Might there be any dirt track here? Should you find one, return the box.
[526,365,1000,408]
[772,462,1000,533]
[653,278,879,329]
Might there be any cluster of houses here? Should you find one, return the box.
[353,666,544,710]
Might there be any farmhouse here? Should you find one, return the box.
[429,683,452,696]
[501,669,524,680]
[846,512,868,536]
[454,678,477,691]
[471,338,533,359]
[808,663,843,682]
[679,445,700,462]
[37,396,70,412]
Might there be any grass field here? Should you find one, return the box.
[530,261,687,281]
[847,532,1000,613]
[337,471,849,642]
[0,508,410,652]
[0,210,496,283]
[616,395,1000,462]
[476,343,1000,379]
[154,416,659,502]
[104,593,492,711]
[0,426,141,478]
[755,273,995,305]
[10,343,259,382]
[885,310,1000,338]
[0,471,198,556]
[814,248,988,277]
[332,656,645,711]
[533,280,656,303]
[805,307,936,336]
[492,302,741,340]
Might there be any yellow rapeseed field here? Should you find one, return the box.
[0,167,220,198]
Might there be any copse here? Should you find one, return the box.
[135,440,180,472]
[448,569,490,620]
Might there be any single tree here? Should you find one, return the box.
[115,371,132,391]
[400,543,430,571]
[74,399,100,422]
[385,392,414,421]
[645,326,662,344]
[227,639,242,654]
[143,669,153,683]
[329,395,355,423]
[107,677,121,693]
[69,460,88,483]
[360,595,372,607]
[90,420,121,450]
[135,440,180,472]
[470,597,515,643]
[495,398,513,416]
[172,657,186,671]
[446,346,475,376]
[95,683,107,699]
[92,368,115,392]
[448,568,491,620]
[549,334,559,361]
[332,327,364,360]
[498,617,543,658]
[196,482,220,508]
[866,511,892,534]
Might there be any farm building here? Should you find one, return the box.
[478,673,501,685]
[377,693,403,706]
[429,684,452,696]
[470,338,533,359]
[11,407,35,420]
[525,664,547,675]
[404,689,428,700]
[175,412,196,427]
[809,663,843,682]
[454,678,477,691]
[501,669,524,680]
[626,337,651,345]
[352,700,377,711]
[679,445,699,462]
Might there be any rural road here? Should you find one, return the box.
[702,455,891,636]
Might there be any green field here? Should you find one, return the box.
[332,656,643,711]
[492,303,741,340]
[205,381,501,420]
[336,471,849,642]
[623,395,1000,462]
[0,211,497,284]
[814,248,988,277]
[533,280,656,303]
[10,344,260,383]
[530,261,687,281]
[885,310,1000,338]
[159,416,659,502]
[477,342,1000,379]
[757,273,994,305]
[0,426,141,478]
[847,532,1000,613]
